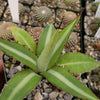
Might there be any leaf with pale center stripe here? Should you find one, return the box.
[41,66,99,100]
[56,53,100,74]
[37,17,80,72]
[37,24,55,56]
[11,27,36,53]
[0,39,38,72]
[0,69,42,100]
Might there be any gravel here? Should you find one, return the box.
[0,0,100,99]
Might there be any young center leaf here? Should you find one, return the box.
[41,66,99,100]
[0,39,38,72]
[37,17,80,72]
[0,69,42,100]
[56,53,100,74]
[37,24,55,56]
[10,27,36,53]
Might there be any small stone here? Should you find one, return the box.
[27,93,32,100]
[9,64,15,73]
[4,55,9,61]
[90,52,93,56]
[12,59,16,64]
[49,91,59,99]
[5,68,9,73]
[19,0,34,5]
[58,98,64,100]
[82,79,88,83]
[7,73,14,78]
[20,63,25,67]
[42,92,48,99]
[15,66,22,72]
[43,83,49,89]
[63,94,73,100]
[62,49,66,54]
[51,99,57,100]
[59,91,65,98]
[45,88,52,93]
[34,92,43,100]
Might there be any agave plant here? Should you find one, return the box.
[0,16,100,100]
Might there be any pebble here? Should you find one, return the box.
[59,91,65,98]
[49,91,59,99]
[20,63,25,67]
[58,98,64,100]
[4,55,10,61]
[0,1,7,17]
[34,92,43,100]
[82,79,88,84]
[12,59,16,64]
[15,66,22,72]
[27,93,32,100]
[19,0,34,5]
[63,94,73,100]
[42,92,48,99]
[45,88,52,93]
[7,73,14,78]
[5,68,9,74]
[43,83,49,89]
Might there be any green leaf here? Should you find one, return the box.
[0,69,42,100]
[0,39,38,72]
[57,53,100,74]
[37,24,55,56]
[11,27,36,53]
[37,17,80,72]
[41,66,99,100]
